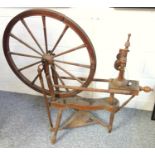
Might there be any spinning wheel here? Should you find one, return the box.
[3,9,153,144]
[3,9,96,97]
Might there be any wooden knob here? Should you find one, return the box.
[140,86,153,92]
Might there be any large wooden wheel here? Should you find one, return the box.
[3,9,96,97]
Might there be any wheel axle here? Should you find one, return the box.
[42,53,54,64]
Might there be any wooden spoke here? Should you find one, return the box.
[54,44,86,58]
[54,59,90,68]
[51,25,69,53]
[10,52,42,59]
[42,16,48,52]
[18,60,42,71]
[10,33,42,56]
[54,63,83,84]
[51,65,69,92]
[31,68,43,85]
[21,18,45,54]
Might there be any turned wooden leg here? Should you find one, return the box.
[47,107,53,130]
[51,109,63,144]
[108,112,115,133]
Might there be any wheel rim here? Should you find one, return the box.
[3,9,96,97]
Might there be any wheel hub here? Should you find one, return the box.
[42,53,54,64]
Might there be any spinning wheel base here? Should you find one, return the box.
[50,96,119,133]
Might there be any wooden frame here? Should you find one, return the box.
[3,9,153,144]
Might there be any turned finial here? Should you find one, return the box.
[124,33,131,50]
[139,86,153,92]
